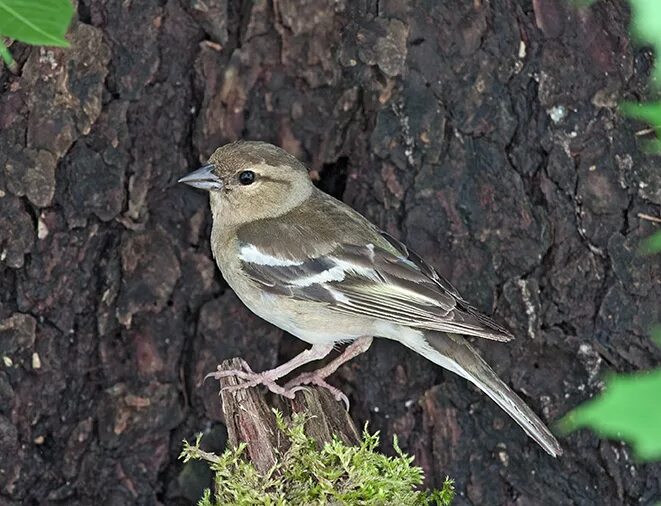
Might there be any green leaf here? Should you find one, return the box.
[0,0,73,47]
[629,0,661,85]
[651,325,661,347]
[620,101,661,153]
[559,369,661,460]
[570,0,598,7]
[639,230,661,255]
[0,39,15,68]
[621,101,661,129]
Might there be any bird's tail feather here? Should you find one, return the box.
[415,331,563,457]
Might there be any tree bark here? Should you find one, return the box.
[216,358,359,475]
[0,0,659,505]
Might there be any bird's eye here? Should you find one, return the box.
[238,170,255,185]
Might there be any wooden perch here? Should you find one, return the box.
[216,358,360,474]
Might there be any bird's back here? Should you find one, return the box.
[234,189,397,260]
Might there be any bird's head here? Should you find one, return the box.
[179,141,313,227]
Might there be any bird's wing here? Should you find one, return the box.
[238,230,513,342]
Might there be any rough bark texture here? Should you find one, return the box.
[0,0,660,505]
[216,358,359,475]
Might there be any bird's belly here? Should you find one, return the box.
[246,290,367,345]
[214,242,372,344]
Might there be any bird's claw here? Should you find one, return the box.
[220,377,291,397]
[206,366,292,398]
[205,362,254,382]
[284,373,350,411]
[205,365,350,409]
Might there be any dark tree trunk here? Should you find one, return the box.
[0,0,659,505]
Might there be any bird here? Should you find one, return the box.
[178,140,562,457]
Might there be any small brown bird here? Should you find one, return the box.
[179,141,562,456]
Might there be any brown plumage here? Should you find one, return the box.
[179,140,562,457]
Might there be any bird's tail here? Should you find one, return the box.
[412,330,562,457]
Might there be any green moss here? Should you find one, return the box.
[180,411,454,506]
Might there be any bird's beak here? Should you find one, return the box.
[178,164,224,191]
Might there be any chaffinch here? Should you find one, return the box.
[179,141,562,457]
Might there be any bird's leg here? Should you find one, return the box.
[283,336,373,409]
[206,343,334,398]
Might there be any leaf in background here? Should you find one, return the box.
[559,370,661,460]
[620,101,661,152]
[629,0,661,85]
[571,0,598,7]
[652,325,661,347]
[0,0,73,47]
[639,230,661,255]
[0,40,15,68]
[621,101,661,133]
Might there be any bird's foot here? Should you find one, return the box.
[284,372,350,410]
[205,365,293,398]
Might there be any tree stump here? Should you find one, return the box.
[215,358,360,475]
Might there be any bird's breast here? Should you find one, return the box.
[209,235,369,345]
